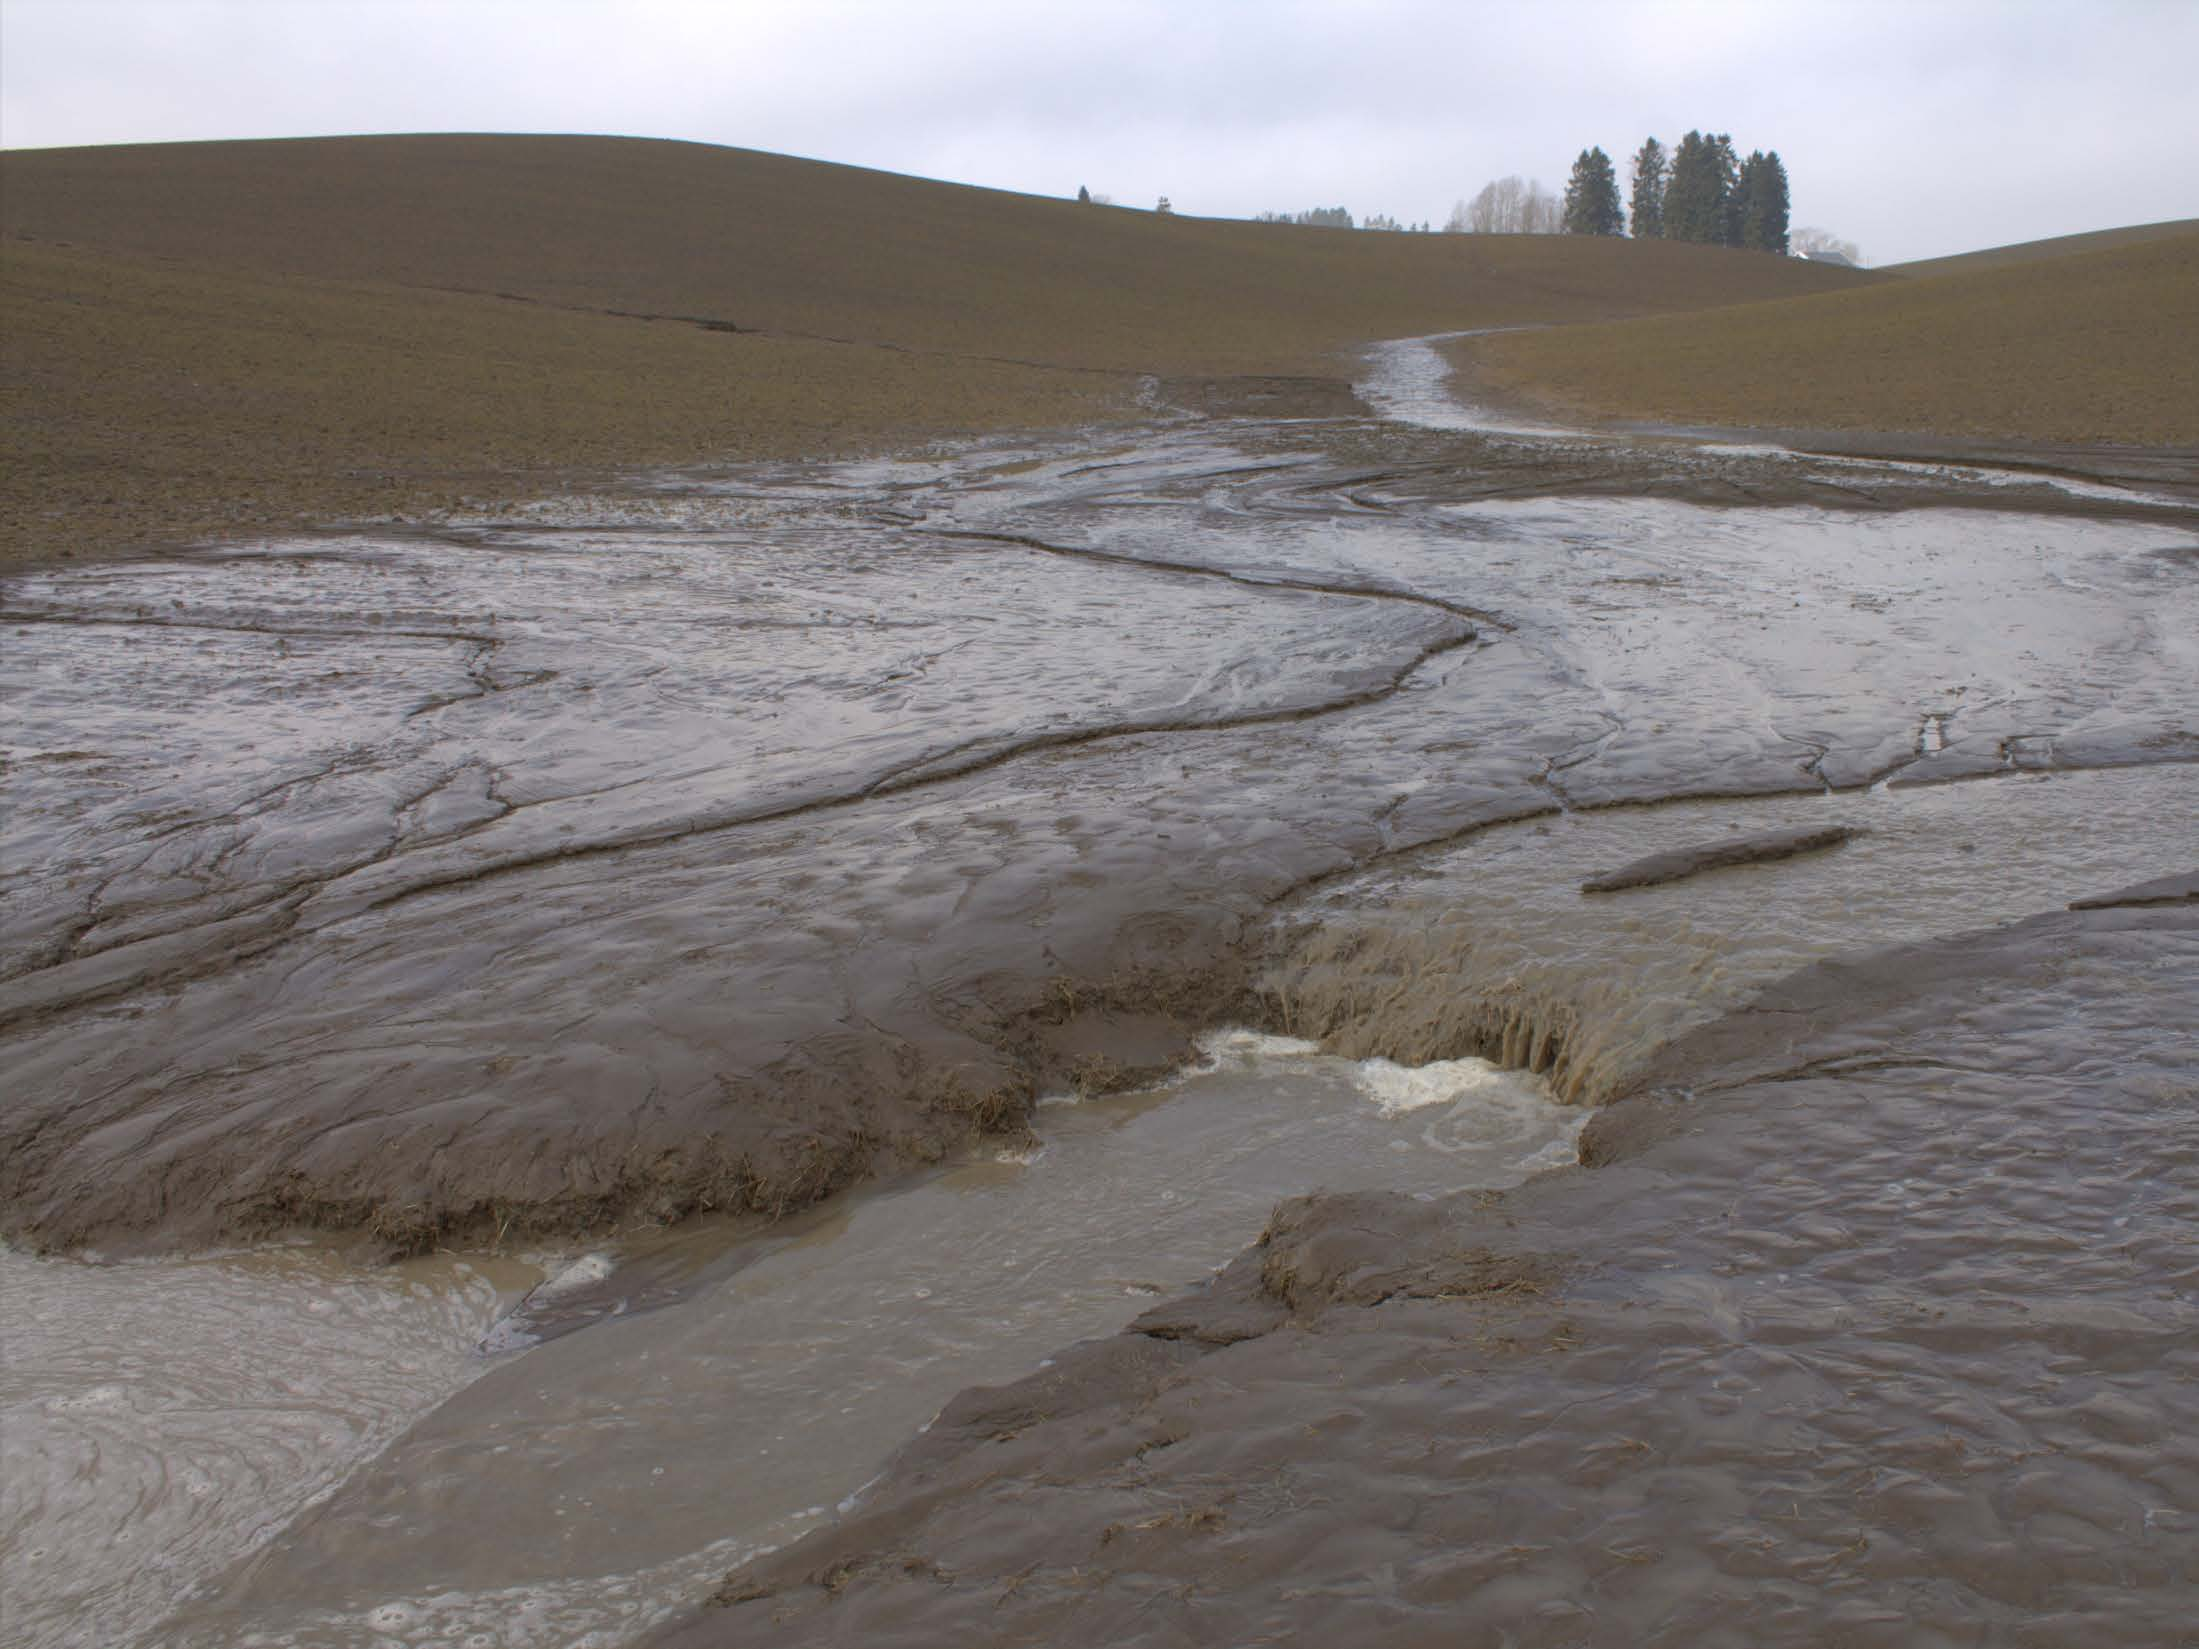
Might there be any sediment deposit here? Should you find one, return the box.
[4,340,2196,1645]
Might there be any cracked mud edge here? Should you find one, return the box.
[347,616,1480,916]
[9,709,2189,1045]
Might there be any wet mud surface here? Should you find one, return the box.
[6,407,2193,1254]
[666,900,2199,1649]
[5,355,2198,1645]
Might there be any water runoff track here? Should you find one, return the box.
[3,342,2196,1646]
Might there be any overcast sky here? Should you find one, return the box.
[5,0,2195,265]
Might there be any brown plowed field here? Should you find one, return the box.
[3,134,1866,566]
[1454,230,2199,448]
[1883,217,2198,279]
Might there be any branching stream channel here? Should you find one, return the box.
[4,342,2197,1647]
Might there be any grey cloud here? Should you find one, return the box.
[3,0,2195,263]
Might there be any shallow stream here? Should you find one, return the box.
[142,1036,1578,1647]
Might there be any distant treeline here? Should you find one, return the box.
[1253,206,1433,232]
[1455,135,1791,252]
[1099,138,1836,258]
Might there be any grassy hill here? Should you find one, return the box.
[2,134,1862,566]
[1454,229,2199,448]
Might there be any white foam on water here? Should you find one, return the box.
[1196,1031,1587,1166]
[529,1252,616,1301]
[1345,1053,1590,1162]
[1347,1053,1515,1115]
[1193,1027,1324,1064]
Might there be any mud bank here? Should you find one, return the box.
[4,417,2197,1256]
[1580,823,1860,893]
[652,895,2199,1648]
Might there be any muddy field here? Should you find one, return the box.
[3,353,2196,1644]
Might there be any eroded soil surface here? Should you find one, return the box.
[4,378,2196,1645]
[667,898,2198,1649]
[7,414,2192,1255]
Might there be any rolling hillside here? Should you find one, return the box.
[2,134,1866,372]
[1454,229,2199,449]
[1883,218,2199,281]
[3,134,1863,566]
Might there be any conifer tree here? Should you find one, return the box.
[1762,151,1791,252]
[1664,130,1739,245]
[1628,137,1667,237]
[1735,150,1791,252]
[1561,146,1624,235]
[1662,131,1710,242]
[1709,134,1743,246]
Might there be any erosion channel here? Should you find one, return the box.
[4,351,2197,1647]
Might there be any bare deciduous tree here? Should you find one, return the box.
[1447,176,1562,234]
[1791,225,1863,265]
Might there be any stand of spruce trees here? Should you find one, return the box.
[1581,132,1789,252]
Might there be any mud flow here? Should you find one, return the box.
[3,343,2195,1646]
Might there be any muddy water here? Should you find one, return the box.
[4,355,2197,1646]
[155,1039,1576,1647]
[701,902,2199,1649]
[1356,332,1572,436]
[0,1247,532,1649]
